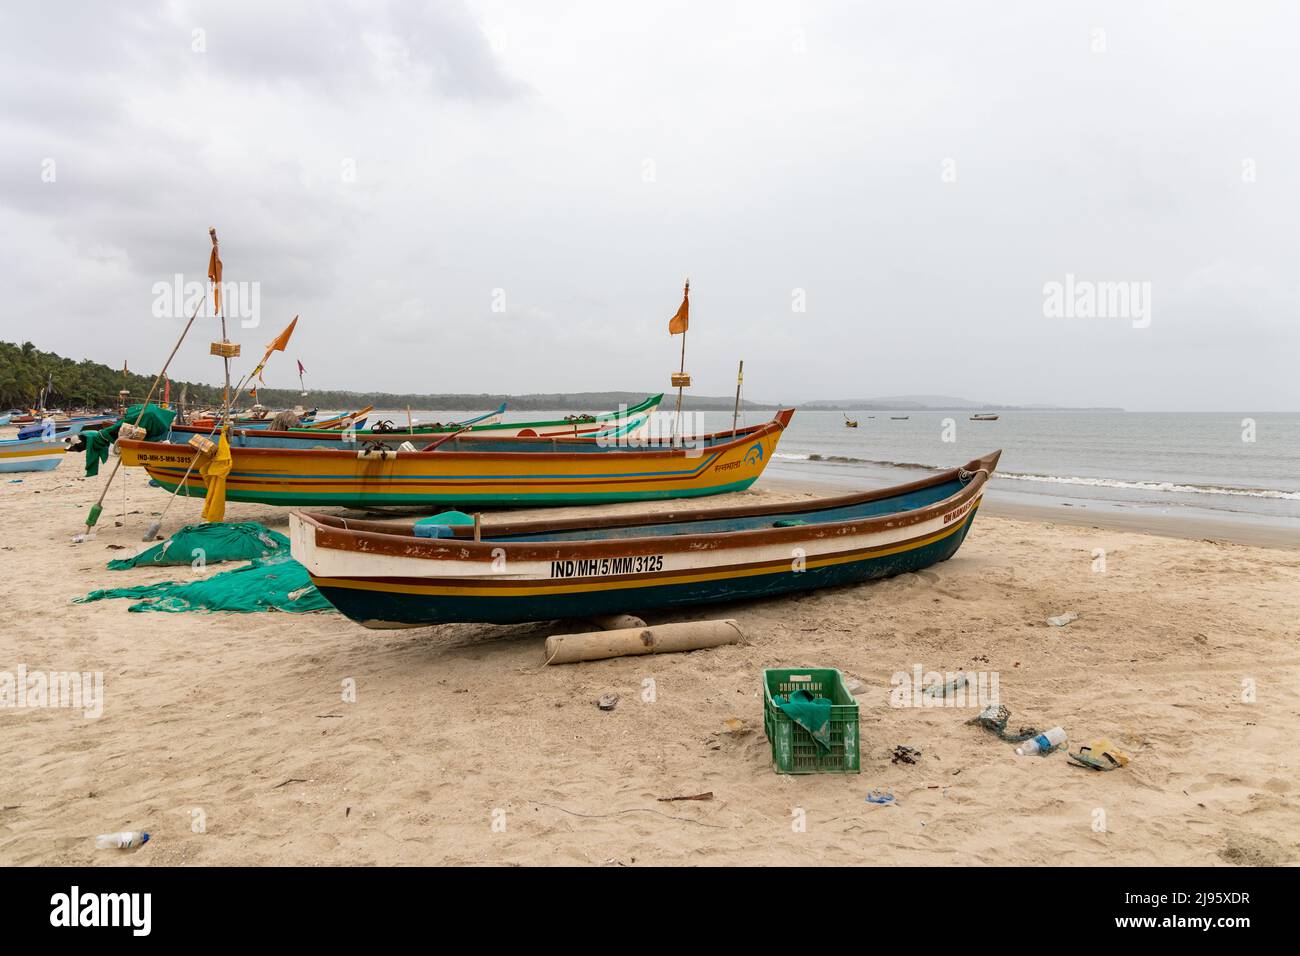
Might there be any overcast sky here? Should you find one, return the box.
[1,1,1296,411]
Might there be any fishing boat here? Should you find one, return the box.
[970,413,999,421]
[15,415,113,440]
[185,406,371,431]
[167,395,661,451]
[117,409,795,508]
[289,449,1001,627]
[297,394,662,440]
[0,429,82,473]
[169,404,501,449]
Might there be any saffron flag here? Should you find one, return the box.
[668,280,689,335]
[254,315,299,384]
[200,427,233,523]
[208,244,223,313]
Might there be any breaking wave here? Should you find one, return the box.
[773,454,1299,500]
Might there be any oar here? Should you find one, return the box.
[74,296,206,543]
[420,426,471,451]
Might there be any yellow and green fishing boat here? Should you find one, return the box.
[117,409,795,508]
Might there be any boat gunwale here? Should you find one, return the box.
[292,449,1001,564]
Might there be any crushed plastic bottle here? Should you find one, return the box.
[95,830,150,850]
[1016,726,1067,756]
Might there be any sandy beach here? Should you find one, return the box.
[1,456,1298,867]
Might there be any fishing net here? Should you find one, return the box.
[83,403,177,477]
[76,554,332,614]
[107,522,289,570]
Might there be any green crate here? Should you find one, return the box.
[763,668,860,774]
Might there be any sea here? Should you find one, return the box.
[375,408,1300,539]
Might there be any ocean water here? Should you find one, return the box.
[383,407,1300,531]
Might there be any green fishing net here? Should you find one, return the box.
[84,403,177,477]
[108,522,288,570]
[76,554,332,614]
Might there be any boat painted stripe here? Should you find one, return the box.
[142,455,726,487]
[0,447,69,459]
[310,509,976,598]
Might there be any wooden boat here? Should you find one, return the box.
[185,406,371,431]
[298,403,505,435]
[0,429,82,473]
[118,409,795,508]
[167,395,662,451]
[15,415,113,440]
[970,413,999,421]
[289,449,1001,627]
[295,394,663,440]
[890,416,909,420]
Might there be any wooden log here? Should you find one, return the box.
[544,619,743,665]
[583,613,647,631]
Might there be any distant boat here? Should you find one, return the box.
[843,414,859,428]
[970,414,999,421]
[890,416,909,420]
[291,449,1002,627]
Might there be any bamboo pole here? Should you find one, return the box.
[731,359,744,437]
[76,285,209,541]
[671,328,686,444]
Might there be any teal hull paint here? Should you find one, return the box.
[315,513,979,627]
[148,476,760,508]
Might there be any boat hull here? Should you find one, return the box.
[0,435,69,473]
[289,449,997,627]
[308,510,979,627]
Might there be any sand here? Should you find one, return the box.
[2,456,1298,867]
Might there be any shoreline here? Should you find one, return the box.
[755,475,1300,551]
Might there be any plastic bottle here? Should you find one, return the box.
[1016,727,1067,756]
[95,830,150,849]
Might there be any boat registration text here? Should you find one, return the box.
[550,555,665,578]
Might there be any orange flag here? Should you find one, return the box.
[255,315,299,383]
[668,280,689,335]
[207,245,223,313]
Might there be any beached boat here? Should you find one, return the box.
[168,405,502,449]
[168,395,663,451]
[297,394,662,440]
[185,406,371,431]
[0,430,82,473]
[117,410,794,508]
[15,415,113,440]
[289,449,1001,627]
